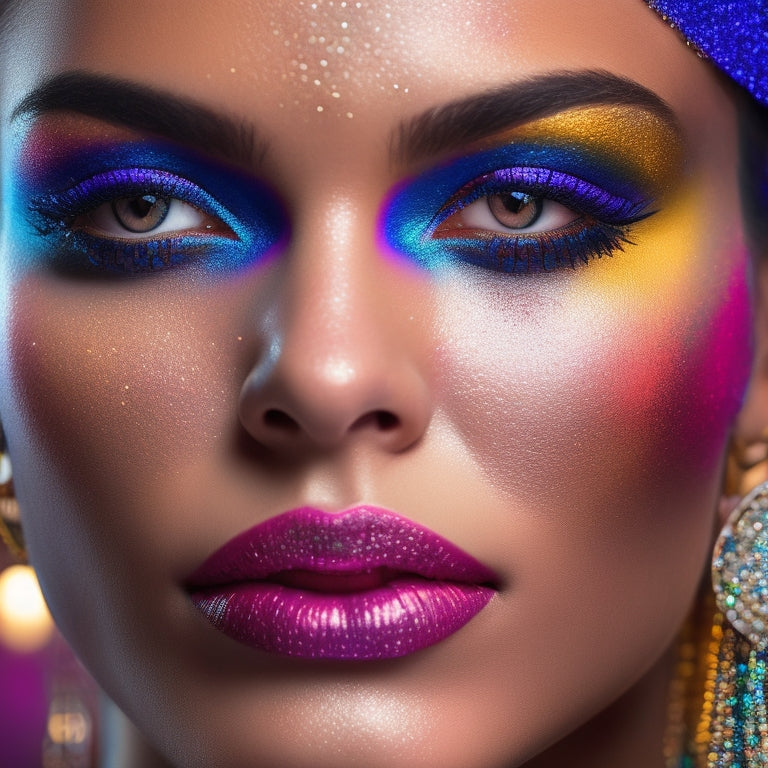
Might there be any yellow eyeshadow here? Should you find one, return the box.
[473,105,694,303]
[574,171,748,338]
[577,183,701,300]
[477,105,684,192]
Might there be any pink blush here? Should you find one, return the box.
[612,250,753,475]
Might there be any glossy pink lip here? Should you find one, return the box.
[186,506,498,660]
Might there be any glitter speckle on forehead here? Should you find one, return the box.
[268,1,491,118]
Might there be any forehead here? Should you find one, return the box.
[3,0,728,139]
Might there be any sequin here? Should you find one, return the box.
[713,483,768,650]
[644,1,768,106]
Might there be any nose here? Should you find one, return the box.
[238,198,432,455]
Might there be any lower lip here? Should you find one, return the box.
[190,578,494,660]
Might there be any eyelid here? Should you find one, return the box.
[381,141,660,276]
[23,160,291,276]
[29,167,244,241]
[426,166,651,240]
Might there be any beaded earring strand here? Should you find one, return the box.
[708,482,768,765]
[666,436,768,767]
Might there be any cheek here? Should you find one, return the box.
[609,257,751,473]
[430,200,754,655]
[418,219,754,754]
[4,281,228,468]
[436,205,753,519]
[0,273,250,612]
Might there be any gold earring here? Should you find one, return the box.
[0,440,25,563]
[706,479,768,766]
[665,435,768,768]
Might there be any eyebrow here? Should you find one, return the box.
[10,71,265,166]
[11,70,677,171]
[392,70,679,164]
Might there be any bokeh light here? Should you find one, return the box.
[0,564,55,653]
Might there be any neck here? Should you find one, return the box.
[99,696,174,768]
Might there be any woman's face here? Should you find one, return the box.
[0,1,756,766]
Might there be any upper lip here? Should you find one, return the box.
[186,505,498,589]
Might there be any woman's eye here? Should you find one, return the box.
[439,192,579,236]
[384,162,652,275]
[79,195,213,239]
[27,165,289,276]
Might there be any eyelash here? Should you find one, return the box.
[27,160,651,278]
[29,168,245,274]
[425,167,651,274]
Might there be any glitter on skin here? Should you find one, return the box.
[271,0,491,116]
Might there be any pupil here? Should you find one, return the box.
[112,194,170,233]
[487,191,543,230]
[129,195,158,219]
[502,192,533,214]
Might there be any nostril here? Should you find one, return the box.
[263,409,300,432]
[350,410,400,432]
[376,411,399,431]
[262,408,400,438]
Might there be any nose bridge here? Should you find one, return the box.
[278,193,385,388]
[239,187,431,451]
[291,196,370,358]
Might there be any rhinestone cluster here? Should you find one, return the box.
[713,483,768,650]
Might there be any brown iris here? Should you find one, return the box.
[111,195,170,233]
[487,192,543,229]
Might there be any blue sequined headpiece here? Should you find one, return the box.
[646,1,768,106]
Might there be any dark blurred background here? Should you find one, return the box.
[0,548,98,768]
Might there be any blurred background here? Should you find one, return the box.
[0,547,98,768]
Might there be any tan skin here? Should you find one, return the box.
[1,1,767,766]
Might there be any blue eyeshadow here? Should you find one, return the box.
[380,142,653,273]
[10,132,655,279]
[15,140,287,276]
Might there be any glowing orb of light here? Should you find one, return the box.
[0,565,54,652]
